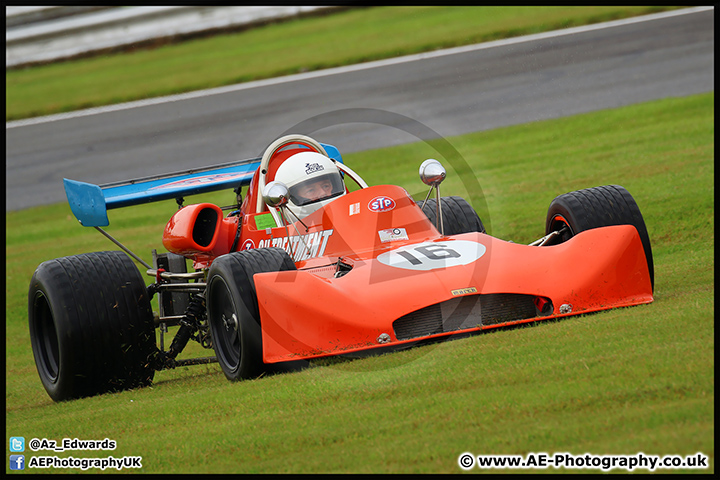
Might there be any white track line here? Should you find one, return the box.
[6,6,713,130]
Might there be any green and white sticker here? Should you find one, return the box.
[254,213,277,230]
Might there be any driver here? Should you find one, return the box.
[273,151,346,220]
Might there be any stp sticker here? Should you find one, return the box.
[377,240,486,271]
[368,196,396,212]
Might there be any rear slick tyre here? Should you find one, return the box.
[28,251,157,402]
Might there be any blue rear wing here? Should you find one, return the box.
[64,143,342,227]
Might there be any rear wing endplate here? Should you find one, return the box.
[64,143,342,227]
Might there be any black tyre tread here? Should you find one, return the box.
[91,252,154,388]
[107,251,156,386]
[219,247,294,316]
[439,197,461,233]
[70,254,107,389]
[419,197,437,226]
[29,251,155,401]
[418,196,485,235]
[447,196,486,234]
[583,186,617,227]
[91,252,153,389]
[47,255,107,396]
[207,248,296,381]
[545,185,653,291]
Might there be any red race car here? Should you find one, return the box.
[29,134,654,401]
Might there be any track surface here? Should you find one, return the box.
[5,8,714,211]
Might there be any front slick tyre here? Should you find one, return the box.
[28,251,156,402]
[545,184,654,292]
[207,248,297,381]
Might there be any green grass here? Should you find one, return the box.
[5,6,681,121]
[5,92,714,473]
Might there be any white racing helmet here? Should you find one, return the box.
[273,151,346,220]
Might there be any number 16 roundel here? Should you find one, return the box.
[377,240,486,271]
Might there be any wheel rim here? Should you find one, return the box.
[209,277,241,372]
[32,292,60,383]
[549,214,574,242]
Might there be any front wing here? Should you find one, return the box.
[255,225,653,363]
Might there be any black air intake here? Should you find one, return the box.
[192,207,218,247]
[393,294,540,341]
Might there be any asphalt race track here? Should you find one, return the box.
[5,8,714,212]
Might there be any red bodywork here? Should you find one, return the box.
[162,146,653,364]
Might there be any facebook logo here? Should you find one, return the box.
[9,455,25,470]
[9,437,25,452]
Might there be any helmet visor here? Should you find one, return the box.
[288,172,345,206]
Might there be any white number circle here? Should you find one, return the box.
[377,240,486,271]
